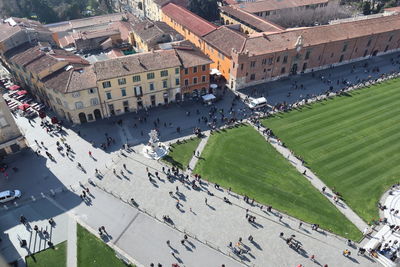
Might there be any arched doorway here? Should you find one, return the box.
[94,109,102,120]
[78,112,87,124]
[372,50,378,56]
[175,93,181,102]
[290,63,298,75]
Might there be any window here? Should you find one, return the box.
[160,70,168,77]
[283,55,288,64]
[118,78,126,85]
[250,74,255,80]
[184,68,189,75]
[102,81,111,88]
[305,51,311,60]
[276,56,280,62]
[193,66,198,73]
[106,91,112,100]
[75,101,84,109]
[149,82,155,91]
[193,77,198,84]
[88,114,94,121]
[240,64,244,70]
[202,65,206,71]
[201,75,206,82]
[123,100,129,106]
[63,101,69,108]
[184,79,189,86]
[88,88,96,94]
[250,61,256,68]
[367,39,372,47]
[134,86,143,96]
[175,68,180,74]
[72,92,80,98]
[281,67,286,74]
[121,88,126,97]
[262,58,267,65]
[56,97,62,105]
[175,78,180,86]
[147,72,155,79]
[132,75,141,82]
[162,79,168,88]
[389,35,393,42]
[268,58,273,65]
[342,43,348,52]
[330,53,334,58]
[90,98,99,106]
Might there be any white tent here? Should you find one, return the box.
[202,94,216,102]
[210,68,221,75]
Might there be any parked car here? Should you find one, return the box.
[0,190,21,203]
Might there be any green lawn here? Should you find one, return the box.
[194,124,361,239]
[26,241,67,267]
[163,137,201,169]
[263,78,400,224]
[77,224,132,267]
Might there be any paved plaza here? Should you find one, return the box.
[1,52,400,266]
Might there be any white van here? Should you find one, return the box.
[248,97,268,109]
[0,190,21,203]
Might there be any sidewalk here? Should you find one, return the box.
[67,216,77,267]
[250,122,369,232]
[187,132,210,173]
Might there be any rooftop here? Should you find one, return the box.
[233,0,329,13]
[93,49,181,81]
[243,13,400,55]
[42,65,97,93]
[220,5,285,32]
[132,20,181,43]
[162,3,217,37]
[203,26,247,57]
[0,17,51,43]
[174,41,213,68]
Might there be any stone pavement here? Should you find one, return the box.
[249,122,370,232]
[187,132,210,172]
[67,217,77,267]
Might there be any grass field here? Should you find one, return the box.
[77,224,132,267]
[26,241,66,267]
[194,124,361,239]
[163,137,201,169]
[263,78,400,224]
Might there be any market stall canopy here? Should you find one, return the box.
[17,90,28,96]
[8,85,20,90]
[18,103,30,111]
[202,94,216,102]
[210,68,221,75]
[210,84,218,89]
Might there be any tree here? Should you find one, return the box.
[189,0,219,21]
[362,1,371,15]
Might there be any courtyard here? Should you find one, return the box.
[262,77,400,224]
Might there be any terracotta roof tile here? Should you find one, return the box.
[132,20,181,43]
[203,26,247,57]
[162,3,217,37]
[243,14,400,55]
[94,49,181,81]
[174,41,213,68]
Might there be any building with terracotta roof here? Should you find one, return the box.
[162,3,218,48]
[220,5,285,34]
[227,13,400,89]
[174,41,213,99]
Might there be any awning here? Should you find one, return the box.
[202,94,216,102]
[210,84,218,89]
[8,85,20,90]
[210,69,221,75]
[18,103,30,111]
[17,90,28,96]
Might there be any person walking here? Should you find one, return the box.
[205,198,208,205]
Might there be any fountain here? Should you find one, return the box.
[142,129,169,160]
